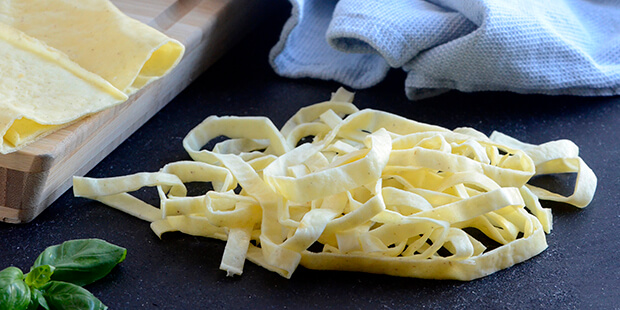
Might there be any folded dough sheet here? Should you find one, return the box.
[0,0,185,154]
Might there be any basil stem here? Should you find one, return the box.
[40,281,107,310]
[32,239,126,287]
[0,267,31,310]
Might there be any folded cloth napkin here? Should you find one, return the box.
[269,0,620,100]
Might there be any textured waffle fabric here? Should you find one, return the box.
[269,0,620,100]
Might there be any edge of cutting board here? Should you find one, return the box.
[0,0,268,223]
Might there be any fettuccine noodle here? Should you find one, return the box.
[73,88,597,280]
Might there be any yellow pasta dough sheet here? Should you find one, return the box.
[73,88,597,281]
[0,0,184,154]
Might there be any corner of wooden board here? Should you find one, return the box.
[0,167,51,223]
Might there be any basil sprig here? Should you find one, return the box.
[0,239,126,310]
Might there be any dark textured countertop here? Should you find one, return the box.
[1,2,618,309]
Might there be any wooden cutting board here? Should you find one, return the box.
[0,0,267,223]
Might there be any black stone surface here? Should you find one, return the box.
[1,2,619,309]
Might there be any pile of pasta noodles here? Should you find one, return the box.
[74,88,597,280]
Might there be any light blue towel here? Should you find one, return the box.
[269,0,620,100]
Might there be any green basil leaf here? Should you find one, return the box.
[25,265,55,289]
[32,239,126,286]
[27,288,50,310]
[0,267,31,310]
[40,281,107,310]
